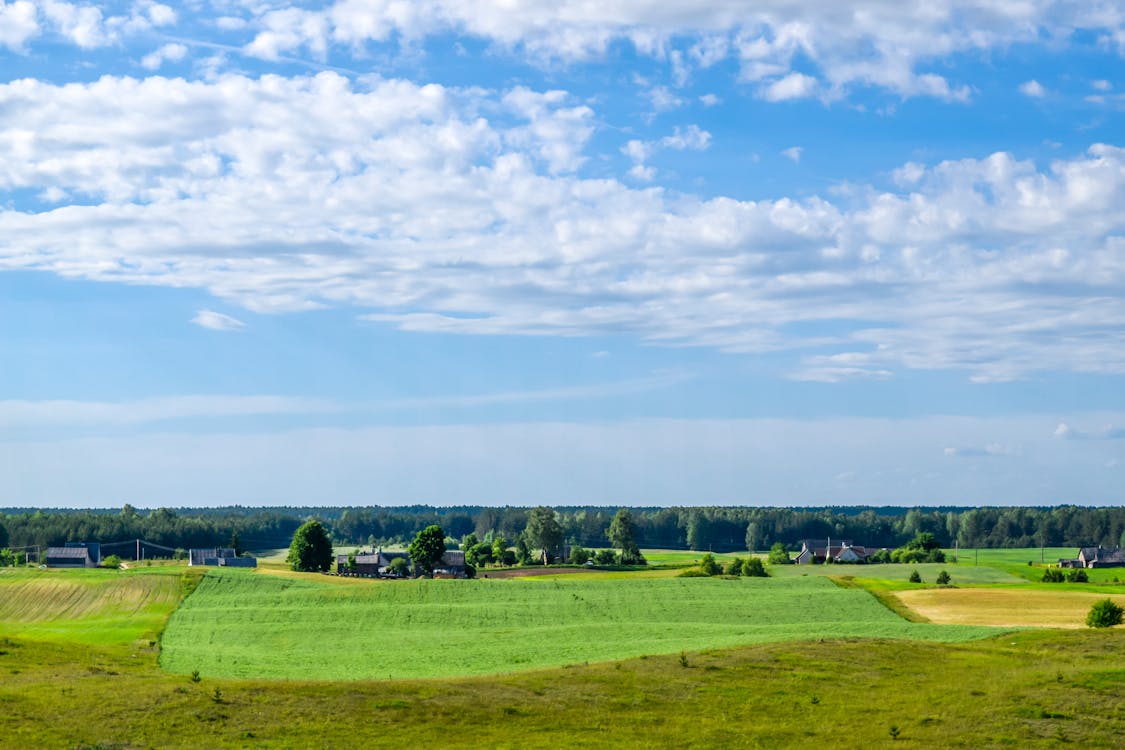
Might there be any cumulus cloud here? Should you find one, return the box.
[4,74,1125,383]
[141,42,187,70]
[622,124,710,180]
[1019,79,1047,98]
[761,72,818,101]
[0,1,39,51]
[192,309,246,331]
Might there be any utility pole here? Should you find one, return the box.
[136,538,140,562]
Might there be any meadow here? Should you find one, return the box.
[1,550,1124,748]
[159,570,1000,680]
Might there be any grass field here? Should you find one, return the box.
[769,561,1024,585]
[159,569,1000,680]
[0,567,187,645]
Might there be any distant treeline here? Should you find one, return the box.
[2,504,1124,555]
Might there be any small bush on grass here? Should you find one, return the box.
[742,558,768,577]
[724,558,744,576]
[908,570,922,583]
[935,570,951,585]
[1086,598,1124,629]
[699,553,721,577]
[101,555,122,569]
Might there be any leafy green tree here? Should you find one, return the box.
[515,537,534,565]
[608,508,638,551]
[461,533,479,552]
[594,548,616,565]
[568,545,590,565]
[0,521,8,550]
[1086,598,1123,628]
[724,557,744,576]
[409,524,447,577]
[935,570,951,585]
[102,554,122,569]
[524,506,564,564]
[386,557,410,577]
[466,541,493,568]
[744,522,760,553]
[229,530,242,557]
[742,557,768,577]
[287,519,334,572]
[699,553,721,576]
[767,542,790,565]
[909,570,922,583]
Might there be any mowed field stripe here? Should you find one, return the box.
[895,587,1125,628]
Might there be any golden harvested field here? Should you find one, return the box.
[896,587,1125,628]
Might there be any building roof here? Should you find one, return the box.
[45,547,91,559]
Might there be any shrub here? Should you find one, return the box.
[699,553,721,577]
[1042,568,1064,583]
[1066,569,1088,583]
[724,557,744,576]
[1086,598,1124,628]
[908,570,922,583]
[935,570,951,585]
[101,555,122,569]
[568,545,590,565]
[593,549,616,565]
[742,557,768,577]
[677,568,708,577]
[767,542,790,565]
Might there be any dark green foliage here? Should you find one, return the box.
[1086,598,1124,628]
[524,507,564,564]
[287,520,334,572]
[594,549,616,565]
[190,670,200,683]
[568,545,590,565]
[935,570,951,585]
[466,542,493,567]
[1068,569,1088,583]
[608,509,646,565]
[889,725,901,740]
[386,557,410,577]
[892,533,946,564]
[460,533,479,552]
[0,521,7,549]
[1043,567,1089,583]
[699,553,721,577]
[101,555,122,569]
[408,525,447,577]
[767,542,790,565]
[742,558,768,577]
[515,537,533,565]
[908,570,922,583]
[724,557,744,576]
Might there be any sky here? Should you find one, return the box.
[2,1,1125,508]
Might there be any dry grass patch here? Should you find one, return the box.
[896,587,1125,628]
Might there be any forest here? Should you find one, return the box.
[2,504,1125,557]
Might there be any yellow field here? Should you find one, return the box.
[896,587,1125,628]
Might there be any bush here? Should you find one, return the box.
[699,553,721,576]
[677,568,708,577]
[593,549,616,565]
[1086,598,1124,628]
[1042,568,1064,583]
[1067,569,1088,583]
[568,545,590,565]
[935,570,951,585]
[742,557,768,577]
[908,570,921,583]
[101,554,122,569]
[767,542,791,565]
[724,557,744,576]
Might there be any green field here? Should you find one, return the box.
[2,559,1124,747]
[159,569,1000,680]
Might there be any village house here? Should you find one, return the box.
[44,542,101,568]
[188,547,257,567]
[794,539,877,564]
[1076,545,1125,568]
[336,548,467,577]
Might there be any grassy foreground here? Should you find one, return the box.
[159,570,999,680]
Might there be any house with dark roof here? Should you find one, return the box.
[336,548,467,577]
[44,543,100,568]
[794,539,877,564]
[188,547,257,567]
[1076,546,1125,568]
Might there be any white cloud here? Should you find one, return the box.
[192,309,246,331]
[1019,79,1047,98]
[141,42,187,70]
[1092,79,1112,91]
[5,75,1125,383]
[761,72,818,101]
[781,145,803,162]
[0,1,39,51]
[699,93,721,107]
[660,124,711,151]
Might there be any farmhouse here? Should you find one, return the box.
[188,548,257,567]
[44,542,101,568]
[1076,545,1125,568]
[434,550,466,578]
[336,549,468,577]
[795,539,876,564]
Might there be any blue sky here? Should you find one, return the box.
[2,1,1125,507]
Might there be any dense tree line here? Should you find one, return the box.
[3,504,1125,556]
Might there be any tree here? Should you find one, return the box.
[229,530,242,557]
[466,541,493,568]
[287,519,334,572]
[461,533,479,553]
[409,524,447,577]
[699,553,721,576]
[724,557,744,576]
[1086,598,1124,628]
[594,548,616,565]
[744,521,760,553]
[767,542,790,565]
[608,508,637,551]
[742,557,768,577]
[387,557,410,577]
[935,570,951,585]
[0,521,8,550]
[568,545,590,565]
[524,506,564,564]
[909,570,922,583]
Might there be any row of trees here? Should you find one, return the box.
[6,504,1125,560]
